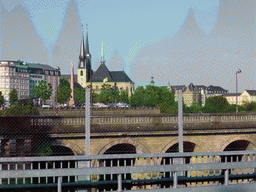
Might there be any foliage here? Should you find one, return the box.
[0,103,40,115]
[202,96,230,113]
[55,78,72,104]
[97,83,119,103]
[0,91,4,106]
[224,104,246,113]
[158,102,178,114]
[75,87,85,104]
[92,92,99,103]
[31,80,52,105]
[9,89,18,105]
[130,86,145,106]
[119,88,129,103]
[188,101,203,113]
[34,137,52,156]
[130,85,176,108]
[243,102,256,112]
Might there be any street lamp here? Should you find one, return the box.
[236,69,241,113]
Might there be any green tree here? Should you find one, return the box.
[130,86,176,108]
[9,89,18,105]
[202,96,230,113]
[130,86,145,106]
[75,87,85,104]
[243,102,256,112]
[97,83,119,103]
[32,80,52,105]
[224,104,246,113]
[55,78,72,104]
[119,88,129,103]
[189,101,203,113]
[0,91,4,107]
[0,103,39,115]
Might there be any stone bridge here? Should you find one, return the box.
[46,113,256,156]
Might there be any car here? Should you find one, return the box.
[93,103,110,109]
[42,104,51,109]
[116,102,130,108]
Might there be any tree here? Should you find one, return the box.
[130,86,176,107]
[243,102,256,112]
[202,96,230,113]
[130,86,145,107]
[9,89,18,105]
[119,88,129,103]
[0,91,4,107]
[31,80,52,105]
[0,103,40,115]
[189,101,203,113]
[97,83,119,103]
[55,78,72,104]
[75,87,85,104]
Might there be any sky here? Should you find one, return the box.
[0,0,255,92]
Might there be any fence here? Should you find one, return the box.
[0,150,256,191]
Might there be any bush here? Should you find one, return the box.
[0,104,40,115]
[224,104,246,113]
[158,102,178,114]
[243,102,256,112]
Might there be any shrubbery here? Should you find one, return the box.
[0,104,40,115]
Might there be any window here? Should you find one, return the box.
[80,71,83,76]
[96,86,98,89]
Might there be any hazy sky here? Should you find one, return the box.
[0,0,255,92]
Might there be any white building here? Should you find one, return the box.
[0,60,61,105]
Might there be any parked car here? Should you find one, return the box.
[93,103,111,109]
[116,102,130,108]
[42,104,51,109]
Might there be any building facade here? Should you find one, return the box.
[224,90,256,106]
[0,60,61,105]
[168,83,228,106]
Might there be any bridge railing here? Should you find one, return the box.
[0,150,256,191]
[57,113,256,125]
[2,113,256,127]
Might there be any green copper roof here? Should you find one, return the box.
[101,41,106,63]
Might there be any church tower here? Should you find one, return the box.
[77,25,92,88]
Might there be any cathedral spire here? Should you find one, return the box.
[79,24,86,68]
[85,24,90,56]
[101,41,106,63]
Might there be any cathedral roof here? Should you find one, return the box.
[90,63,113,82]
[110,71,133,83]
[90,63,133,83]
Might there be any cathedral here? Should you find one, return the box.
[62,30,134,104]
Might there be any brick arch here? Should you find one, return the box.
[97,138,151,155]
[161,139,196,153]
[220,137,256,151]
[54,140,82,156]
[51,144,75,156]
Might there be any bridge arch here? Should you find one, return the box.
[98,138,151,155]
[51,144,75,156]
[220,137,256,151]
[161,140,196,154]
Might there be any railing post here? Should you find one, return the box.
[118,174,122,192]
[224,169,229,185]
[173,171,177,188]
[58,176,62,192]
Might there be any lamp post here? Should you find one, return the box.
[236,69,241,113]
